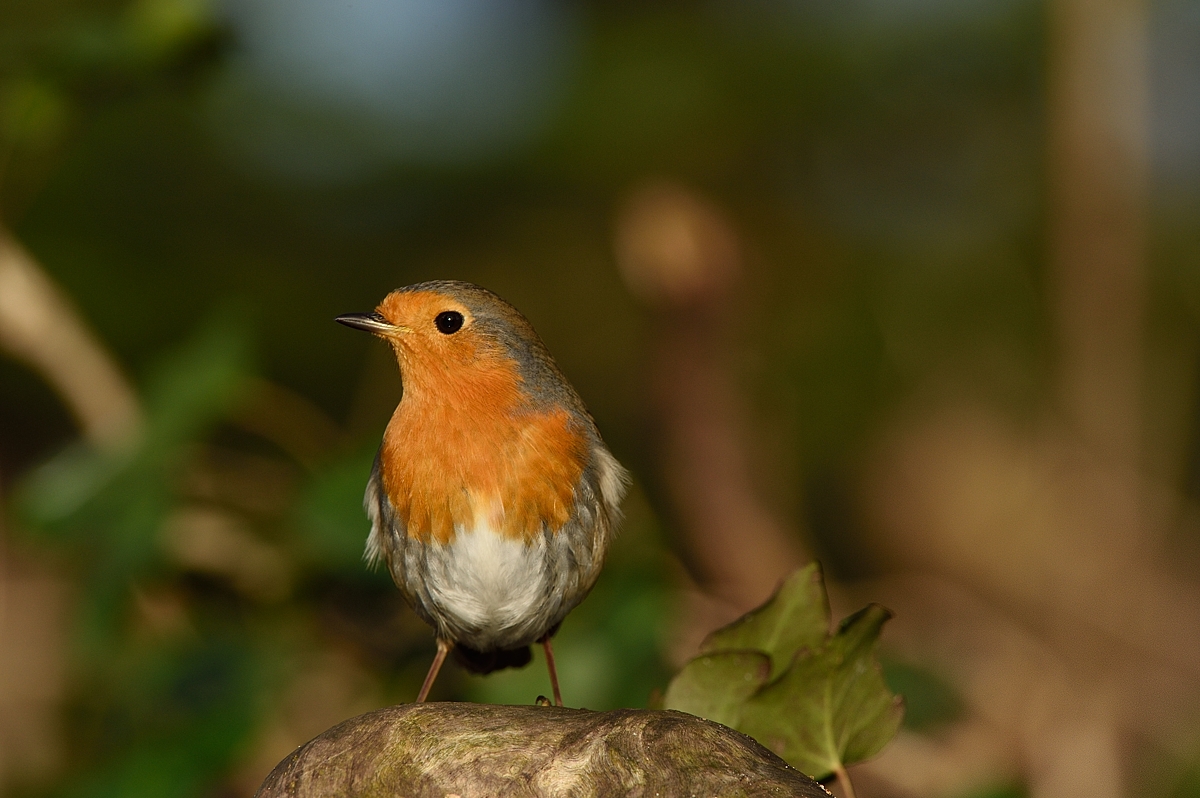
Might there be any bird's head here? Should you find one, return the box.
[337,281,553,404]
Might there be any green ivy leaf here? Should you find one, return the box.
[663,565,903,782]
[739,604,904,780]
[662,651,770,728]
[700,562,830,679]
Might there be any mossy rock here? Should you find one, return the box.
[256,702,830,797]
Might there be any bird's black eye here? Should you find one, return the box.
[434,310,464,334]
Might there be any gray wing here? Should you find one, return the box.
[536,443,631,629]
[363,448,451,637]
[363,448,398,567]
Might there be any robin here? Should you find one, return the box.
[336,281,628,706]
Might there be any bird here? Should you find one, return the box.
[336,281,628,706]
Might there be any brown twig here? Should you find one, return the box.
[0,227,141,447]
[615,180,806,659]
[833,763,857,798]
[1048,0,1148,472]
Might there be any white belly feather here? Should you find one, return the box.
[423,524,548,647]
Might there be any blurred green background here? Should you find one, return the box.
[2,1,1199,797]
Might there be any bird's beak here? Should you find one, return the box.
[335,312,407,335]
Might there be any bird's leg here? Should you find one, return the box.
[540,635,563,707]
[416,639,452,703]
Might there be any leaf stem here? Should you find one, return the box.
[833,764,856,798]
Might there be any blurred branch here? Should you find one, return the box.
[0,226,141,447]
[1048,0,1148,471]
[0,466,69,788]
[161,505,292,602]
[0,545,69,788]
[233,378,343,469]
[615,180,806,657]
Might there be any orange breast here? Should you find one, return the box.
[379,357,588,545]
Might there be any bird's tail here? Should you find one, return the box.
[453,644,533,674]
